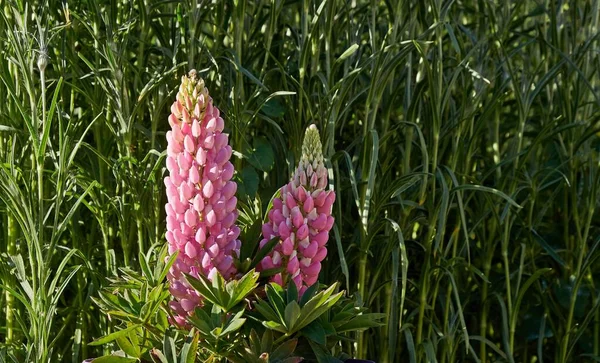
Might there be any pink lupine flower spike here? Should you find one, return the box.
[259,124,335,296]
[164,70,241,326]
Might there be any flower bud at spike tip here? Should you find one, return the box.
[165,70,240,327]
[257,124,335,296]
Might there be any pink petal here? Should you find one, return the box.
[221,162,234,181]
[287,256,300,275]
[313,247,327,262]
[296,224,309,241]
[191,119,202,137]
[203,180,214,199]
[185,242,197,258]
[184,135,195,153]
[195,226,206,244]
[281,237,294,256]
[310,213,327,230]
[189,166,200,184]
[205,209,216,226]
[302,241,318,259]
[196,148,207,165]
[291,207,304,229]
[184,209,198,227]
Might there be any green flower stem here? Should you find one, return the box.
[5,211,17,346]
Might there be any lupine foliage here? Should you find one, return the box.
[0,0,599,362]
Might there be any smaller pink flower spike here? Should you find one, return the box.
[258,124,335,295]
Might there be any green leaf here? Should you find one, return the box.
[302,321,327,345]
[138,251,154,285]
[287,279,298,303]
[451,184,522,209]
[270,339,298,361]
[251,237,279,270]
[261,98,286,118]
[115,335,140,358]
[158,250,179,283]
[254,299,281,322]
[293,284,343,333]
[221,316,246,336]
[299,283,318,307]
[263,320,287,333]
[185,273,222,309]
[265,283,287,320]
[39,77,63,161]
[179,330,199,363]
[150,348,168,363]
[261,329,273,353]
[284,301,301,330]
[91,357,138,363]
[335,313,386,333]
[247,138,275,172]
[335,43,358,63]
[89,324,143,346]
[307,339,340,363]
[163,331,177,363]
[225,269,259,310]
[240,165,260,198]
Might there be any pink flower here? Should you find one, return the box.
[258,124,335,296]
[165,70,240,324]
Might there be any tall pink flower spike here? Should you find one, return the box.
[164,70,241,326]
[258,124,335,296]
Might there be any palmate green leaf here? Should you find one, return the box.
[186,269,258,312]
[116,334,140,358]
[334,313,386,333]
[150,348,168,363]
[163,330,177,363]
[263,320,287,334]
[299,283,319,307]
[253,299,281,322]
[179,330,199,363]
[246,138,275,172]
[185,273,221,308]
[270,339,298,361]
[307,339,341,363]
[225,269,260,310]
[138,251,154,285]
[302,321,327,345]
[158,251,179,283]
[221,314,246,336]
[286,280,299,303]
[264,283,287,320]
[240,165,260,198]
[91,356,139,363]
[284,301,301,330]
[89,324,143,346]
[291,283,343,333]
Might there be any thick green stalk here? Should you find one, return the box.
[559,177,596,362]
[356,253,368,357]
[5,211,17,346]
[416,226,435,349]
[502,220,513,355]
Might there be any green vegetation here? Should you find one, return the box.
[1,0,599,362]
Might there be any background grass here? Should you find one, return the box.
[0,0,599,362]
